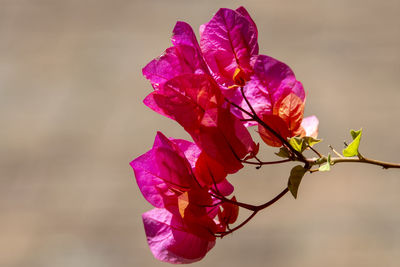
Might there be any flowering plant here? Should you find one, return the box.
[131,7,400,264]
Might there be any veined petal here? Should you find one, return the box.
[145,74,256,174]
[235,6,258,36]
[200,8,258,88]
[230,55,305,127]
[199,7,257,41]
[143,91,174,120]
[130,132,195,212]
[258,93,305,147]
[258,114,290,147]
[172,21,202,54]
[252,55,305,104]
[142,45,207,90]
[241,75,273,119]
[172,139,230,187]
[274,93,305,134]
[171,138,201,170]
[143,208,216,264]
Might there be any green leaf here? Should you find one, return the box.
[287,165,307,199]
[289,137,304,153]
[342,129,362,157]
[275,147,291,158]
[289,136,322,154]
[303,136,322,148]
[318,154,331,172]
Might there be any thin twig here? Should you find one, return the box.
[309,145,322,158]
[224,97,308,166]
[331,157,400,169]
[256,187,289,210]
[215,187,289,237]
[242,159,292,166]
[329,145,343,158]
[216,211,258,237]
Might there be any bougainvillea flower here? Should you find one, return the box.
[144,74,256,174]
[142,6,318,149]
[136,6,321,264]
[132,132,239,263]
[143,7,259,93]
[233,55,305,124]
[234,55,318,147]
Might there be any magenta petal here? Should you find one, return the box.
[130,132,194,211]
[172,21,202,52]
[172,139,201,170]
[291,81,306,102]
[152,132,195,189]
[212,179,234,196]
[143,92,174,120]
[142,45,207,89]
[130,148,166,208]
[147,74,255,174]
[301,115,319,138]
[241,76,273,118]
[143,208,216,264]
[235,6,258,37]
[252,55,306,103]
[200,8,258,87]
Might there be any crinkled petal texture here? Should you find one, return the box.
[258,93,305,147]
[172,138,232,189]
[143,208,216,264]
[143,21,209,91]
[235,6,258,36]
[172,21,203,55]
[239,55,305,117]
[252,55,305,103]
[200,8,258,88]
[144,74,256,175]
[130,132,195,213]
[142,44,208,90]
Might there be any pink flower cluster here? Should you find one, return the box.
[131,7,318,264]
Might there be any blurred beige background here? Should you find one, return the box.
[1,0,400,266]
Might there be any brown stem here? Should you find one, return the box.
[215,187,289,237]
[242,159,291,166]
[331,157,400,169]
[216,211,258,237]
[329,145,343,158]
[309,145,322,158]
[240,87,257,116]
[210,192,258,211]
[256,187,289,210]
[225,94,308,166]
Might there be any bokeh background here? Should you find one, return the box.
[1,0,400,266]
